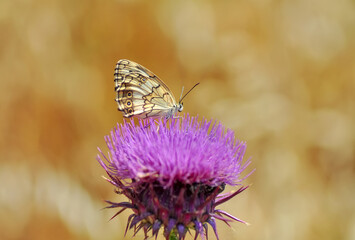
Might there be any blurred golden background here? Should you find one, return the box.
[1,0,354,239]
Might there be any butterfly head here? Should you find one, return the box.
[177,103,184,112]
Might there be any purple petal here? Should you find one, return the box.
[152,220,161,237]
[207,217,219,240]
[98,115,251,188]
[214,186,249,207]
[215,210,248,225]
[177,223,186,239]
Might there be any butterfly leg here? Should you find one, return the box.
[143,119,161,132]
[155,119,162,132]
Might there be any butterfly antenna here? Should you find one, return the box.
[179,83,200,104]
[179,86,185,103]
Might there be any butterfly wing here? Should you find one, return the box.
[114,59,178,119]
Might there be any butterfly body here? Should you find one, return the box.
[114,59,183,119]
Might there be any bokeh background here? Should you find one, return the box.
[1,0,354,239]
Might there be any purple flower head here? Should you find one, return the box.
[98,115,252,239]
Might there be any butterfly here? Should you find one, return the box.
[114,59,199,119]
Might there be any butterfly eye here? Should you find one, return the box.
[178,103,183,112]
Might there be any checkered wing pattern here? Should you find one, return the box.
[114,59,179,119]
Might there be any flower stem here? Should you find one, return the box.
[169,231,179,240]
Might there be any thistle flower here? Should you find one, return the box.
[97,115,251,240]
